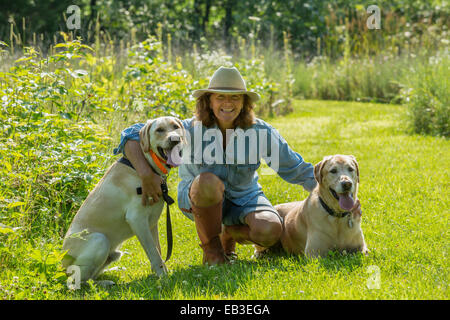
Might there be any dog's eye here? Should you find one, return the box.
[173,124,179,130]
[348,167,354,172]
[156,128,165,133]
[330,168,337,174]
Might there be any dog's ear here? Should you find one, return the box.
[314,156,332,184]
[174,118,183,129]
[139,119,155,153]
[349,155,360,183]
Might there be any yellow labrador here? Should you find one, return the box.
[62,116,185,283]
[256,155,367,258]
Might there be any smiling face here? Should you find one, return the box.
[314,155,360,211]
[209,93,244,130]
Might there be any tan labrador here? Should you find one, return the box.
[62,116,185,283]
[256,155,367,258]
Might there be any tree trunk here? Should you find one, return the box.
[224,0,235,50]
[193,0,202,40]
[202,0,212,36]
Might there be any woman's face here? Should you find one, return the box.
[209,93,244,129]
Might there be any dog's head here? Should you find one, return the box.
[314,155,360,211]
[139,116,186,171]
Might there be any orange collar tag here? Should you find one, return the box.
[149,150,169,175]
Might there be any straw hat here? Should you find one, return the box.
[192,66,260,102]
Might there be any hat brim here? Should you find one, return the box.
[192,89,260,102]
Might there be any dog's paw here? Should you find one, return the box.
[252,246,269,259]
[153,263,168,277]
[361,247,370,256]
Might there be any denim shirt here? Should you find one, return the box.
[114,117,317,208]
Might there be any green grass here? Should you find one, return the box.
[1,99,448,299]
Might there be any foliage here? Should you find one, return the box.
[0,43,111,240]
[123,37,195,119]
[2,0,448,57]
[401,52,449,137]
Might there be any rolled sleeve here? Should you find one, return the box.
[302,178,318,192]
[113,123,145,156]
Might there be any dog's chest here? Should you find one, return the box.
[327,216,360,247]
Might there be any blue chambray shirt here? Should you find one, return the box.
[113,117,317,211]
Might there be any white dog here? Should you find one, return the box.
[62,117,185,283]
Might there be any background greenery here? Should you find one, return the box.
[1,0,448,54]
[2,0,448,134]
[0,0,448,299]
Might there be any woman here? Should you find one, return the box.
[114,66,317,265]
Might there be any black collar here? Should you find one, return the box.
[319,197,350,218]
[118,157,135,170]
[118,156,162,175]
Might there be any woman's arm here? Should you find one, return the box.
[124,140,163,206]
[262,123,317,192]
[114,123,163,206]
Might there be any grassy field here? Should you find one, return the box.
[2,99,449,299]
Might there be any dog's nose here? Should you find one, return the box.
[168,139,180,149]
[341,180,352,191]
[168,135,181,148]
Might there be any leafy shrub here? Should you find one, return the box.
[0,71,110,278]
[0,56,112,239]
[123,37,195,119]
[401,52,449,137]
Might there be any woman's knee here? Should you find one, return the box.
[246,211,283,247]
[190,172,224,207]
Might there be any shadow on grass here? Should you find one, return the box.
[256,248,367,274]
[315,251,366,272]
[110,259,262,299]
[62,249,367,299]
[105,252,365,299]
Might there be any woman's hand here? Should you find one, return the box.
[124,140,163,206]
[139,170,163,206]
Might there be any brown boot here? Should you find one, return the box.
[220,225,236,257]
[221,224,254,260]
[192,199,228,265]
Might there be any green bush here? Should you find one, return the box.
[401,52,449,137]
[0,41,113,239]
[123,37,195,119]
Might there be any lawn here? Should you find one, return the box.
[2,99,448,300]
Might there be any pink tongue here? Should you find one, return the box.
[338,194,354,211]
[166,150,180,167]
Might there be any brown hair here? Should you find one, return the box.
[195,93,256,129]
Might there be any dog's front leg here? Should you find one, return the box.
[126,210,168,277]
[305,234,330,258]
[150,225,161,255]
